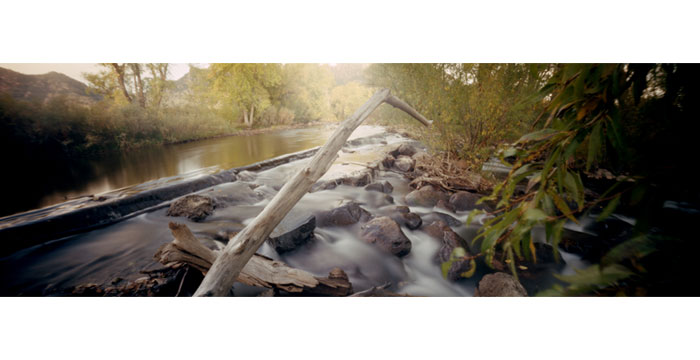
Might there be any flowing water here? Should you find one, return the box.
[0,126,586,296]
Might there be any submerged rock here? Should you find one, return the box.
[404,185,449,207]
[267,214,316,254]
[365,181,394,194]
[422,211,463,227]
[449,191,483,211]
[316,202,372,227]
[394,155,416,172]
[360,216,412,257]
[474,272,528,297]
[166,194,215,222]
[436,199,456,213]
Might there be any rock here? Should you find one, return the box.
[393,205,410,214]
[392,212,422,230]
[449,191,483,211]
[436,199,456,213]
[166,194,215,222]
[404,185,449,207]
[267,214,316,254]
[341,170,373,187]
[209,182,264,206]
[366,192,395,208]
[422,219,473,279]
[360,216,412,257]
[310,180,338,192]
[394,155,416,172]
[391,143,417,157]
[365,181,394,194]
[316,202,372,227]
[474,272,528,297]
[423,211,463,227]
[382,155,395,168]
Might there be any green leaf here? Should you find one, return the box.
[516,129,559,144]
[586,122,602,171]
[459,259,477,278]
[523,208,548,222]
[601,235,657,268]
[549,189,579,223]
[597,194,621,222]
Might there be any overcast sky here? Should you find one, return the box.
[0,63,193,83]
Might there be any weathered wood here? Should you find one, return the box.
[156,222,352,296]
[194,89,431,296]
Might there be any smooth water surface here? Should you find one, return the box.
[1,126,335,217]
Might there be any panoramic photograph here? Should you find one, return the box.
[1,62,696,297]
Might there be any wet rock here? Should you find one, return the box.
[436,199,456,213]
[365,181,394,194]
[394,155,416,172]
[423,211,463,227]
[474,272,528,297]
[449,191,482,211]
[422,220,473,280]
[366,192,395,208]
[404,185,449,207]
[393,205,410,214]
[167,194,215,222]
[360,216,412,257]
[268,214,316,254]
[382,154,395,168]
[341,170,373,187]
[391,143,417,157]
[391,212,422,230]
[316,202,372,227]
[310,180,338,192]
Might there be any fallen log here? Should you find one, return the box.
[155,222,352,296]
[194,89,431,296]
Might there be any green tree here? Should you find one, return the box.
[330,81,373,121]
[208,63,282,127]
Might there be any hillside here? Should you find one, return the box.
[0,66,100,106]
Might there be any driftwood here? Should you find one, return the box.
[194,89,431,296]
[155,222,352,296]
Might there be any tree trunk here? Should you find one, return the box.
[193,89,432,296]
[129,63,146,108]
[110,63,132,104]
[249,104,255,127]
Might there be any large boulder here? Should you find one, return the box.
[474,272,528,297]
[360,216,412,257]
[365,181,394,194]
[166,194,214,222]
[404,185,449,207]
[316,202,372,227]
[449,191,485,211]
[267,214,316,254]
[394,155,416,172]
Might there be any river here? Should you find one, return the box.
[1,125,337,218]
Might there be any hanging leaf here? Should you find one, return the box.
[586,122,602,171]
[597,194,621,222]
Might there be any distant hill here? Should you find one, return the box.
[0,67,100,106]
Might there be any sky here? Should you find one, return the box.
[0,63,194,83]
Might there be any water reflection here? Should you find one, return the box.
[1,126,334,217]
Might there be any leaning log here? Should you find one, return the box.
[194,89,431,296]
[155,222,352,296]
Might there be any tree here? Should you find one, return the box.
[85,63,169,109]
[330,81,372,121]
[277,64,334,122]
[208,63,282,127]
